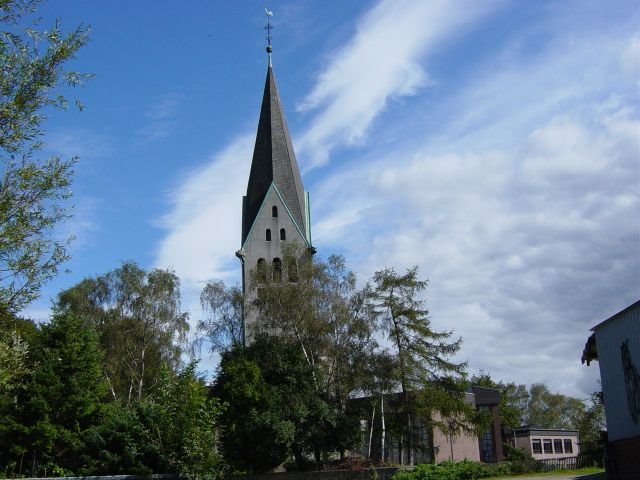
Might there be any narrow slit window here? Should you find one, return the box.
[273,258,282,283]
[272,206,278,217]
[280,228,286,240]
[265,229,271,241]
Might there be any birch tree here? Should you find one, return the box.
[57,262,189,404]
[198,280,243,353]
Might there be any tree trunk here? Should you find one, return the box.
[407,410,413,466]
[137,346,145,401]
[104,371,117,401]
[380,393,386,462]
[368,401,376,458]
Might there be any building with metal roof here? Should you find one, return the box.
[582,299,640,480]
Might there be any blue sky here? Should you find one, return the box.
[24,0,639,398]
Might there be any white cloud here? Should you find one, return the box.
[60,196,101,252]
[138,93,186,142]
[296,0,501,168]
[154,0,639,396]
[154,134,252,286]
[47,129,112,161]
[145,93,185,121]
[308,6,639,397]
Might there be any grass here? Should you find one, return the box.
[487,466,605,478]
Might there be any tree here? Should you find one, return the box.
[314,255,377,412]
[251,248,376,399]
[0,0,90,314]
[0,329,29,395]
[76,364,225,478]
[150,363,225,479]
[198,280,243,353]
[0,311,107,477]
[525,383,585,429]
[251,244,325,386]
[360,351,400,461]
[249,250,376,460]
[470,372,529,428]
[57,262,189,404]
[576,391,605,458]
[370,266,467,465]
[214,336,341,472]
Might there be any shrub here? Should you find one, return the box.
[391,460,512,480]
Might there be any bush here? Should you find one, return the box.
[391,460,512,480]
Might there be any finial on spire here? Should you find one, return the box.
[265,8,273,66]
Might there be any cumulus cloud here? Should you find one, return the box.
[315,101,637,398]
[306,0,639,398]
[155,0,639,396]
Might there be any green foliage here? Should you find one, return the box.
[153,363,225,479]
[57,261,190,403]
[246,250,376,461]
[392,460,511,480]
[0,311,107,477]
[0,329,29,393]
[77,402,163,475]
[526,383,584,429]
[470,372,528,428]
[74,364,224,479]
[0,0,90,313]
[370,267,467,463]
[198,280,243,352]
[371,267,466,390]
[214,336,350,473]
[576,391,605,458]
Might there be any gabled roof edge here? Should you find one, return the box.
[241,182,310,251]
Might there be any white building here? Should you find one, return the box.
[582,299,640,480]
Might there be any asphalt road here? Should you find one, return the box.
[498,473,606,480]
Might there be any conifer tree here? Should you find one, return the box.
[370,266,466,465]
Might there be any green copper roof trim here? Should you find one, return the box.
[241,181,310,251]
[305,191,312,244]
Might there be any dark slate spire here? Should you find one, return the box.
[242,66,307,244]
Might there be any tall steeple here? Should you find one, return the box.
[242,66,308,245]
[237,15,313,343]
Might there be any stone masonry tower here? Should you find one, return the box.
[236,37,314,344]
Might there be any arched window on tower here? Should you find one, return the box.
[256,258,267,284]
[265,229,271,241]
[287,257,298,282]
[280,228,286,241]
[272,206,278,217]
[272,258,282,283]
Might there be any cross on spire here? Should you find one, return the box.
[264,8,274,65]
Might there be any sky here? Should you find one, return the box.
[22,0,639,399]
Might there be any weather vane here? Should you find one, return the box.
[265,8,274,65]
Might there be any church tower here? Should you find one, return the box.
[236,31,314,344]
